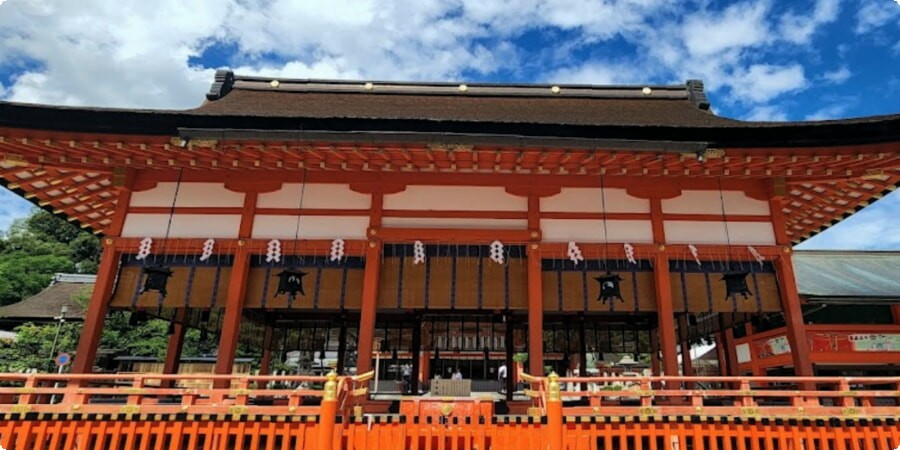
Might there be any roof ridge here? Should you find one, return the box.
[205,69,706,103]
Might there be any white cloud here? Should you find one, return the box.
[778,0,841,44]
[744,105,789,121]
[797,191,900,250]
[0,189,34,234]
[0,0,225,108]
[854,1,900,33]
[681,1,771,57]
[804,104,848,120]
[0,0,840,111]
[546,61,649,85]
[729,64,807,103]
[821,66,852,84]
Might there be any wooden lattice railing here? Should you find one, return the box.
[523,373,900,418]
[0,371,371,417]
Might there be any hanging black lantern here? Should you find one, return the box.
[595,272,624,303]
[141,265,174,297]
[200,328,208,342]
[319,349,327,360]
[275,268,308,300]
[722,272,752,300]
[392,348,399,360]
[433,348,440,360]
[167,321,176,336]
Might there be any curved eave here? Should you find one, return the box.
[1,101,899,149]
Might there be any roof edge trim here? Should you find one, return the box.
[177,127,710,153]
[206,70,235,101]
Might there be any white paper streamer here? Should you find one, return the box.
[489,240,505,264]
[266,239,282,263]
[330,238,346,262]
[567,242,584,265]
[136,237,153,260]
[624,243,637,264]
[199,239,215,261]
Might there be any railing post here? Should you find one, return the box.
[546,372,563,450]
[126,376,145,406]
[18,375,38,406]
[318,371,338,450]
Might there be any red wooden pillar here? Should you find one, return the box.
[72,243,121,373]
[214,244,251,383]
[650,199,679,379]
[527,243,544,376]
[419,351,431,386]
[259,324,274,376]
[715,332,728,376]
[653,253,679,377]
[769,191,813,377]
[774,252,814,377]
[355,240,382,374]
[161,309,188,387]
[891,305,900,324]
[724,328,739,376]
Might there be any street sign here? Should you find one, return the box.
[55,353,71,367]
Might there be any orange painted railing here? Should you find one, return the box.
[525,372,900,418]
[736,324,900,373]
[1,371,899,450]
[0,371,372,417]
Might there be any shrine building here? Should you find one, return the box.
[1,71,899,395]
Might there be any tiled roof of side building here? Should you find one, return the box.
[793,250,900,302]
[0,274,94,321]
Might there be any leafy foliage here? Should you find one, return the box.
[0,322,82,372]
[0,210,262,372]
[0,209,100,306]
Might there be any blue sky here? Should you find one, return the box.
[0,0,898,248]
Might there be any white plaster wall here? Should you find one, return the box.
[121,214,241,238]
[130,183,245,208]
[256,183,371,209]
[381,217,528,229]
[252,215,369,239]
[735,344,751,364]
[541,188,650,213]
[664,221,776,245]
[383,186,527,211]
[662,191,770,215]
[540,219,653,243]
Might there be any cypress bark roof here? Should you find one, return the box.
[0,274,93,323]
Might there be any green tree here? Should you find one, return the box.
[0,210,100,305]
[0,322,82,372]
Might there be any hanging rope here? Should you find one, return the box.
[289,168,310,262]
[161,167,185,256]
[716,176,733,265]
[599,172,610,266]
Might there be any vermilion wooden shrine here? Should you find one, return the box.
[0,72,898,449]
